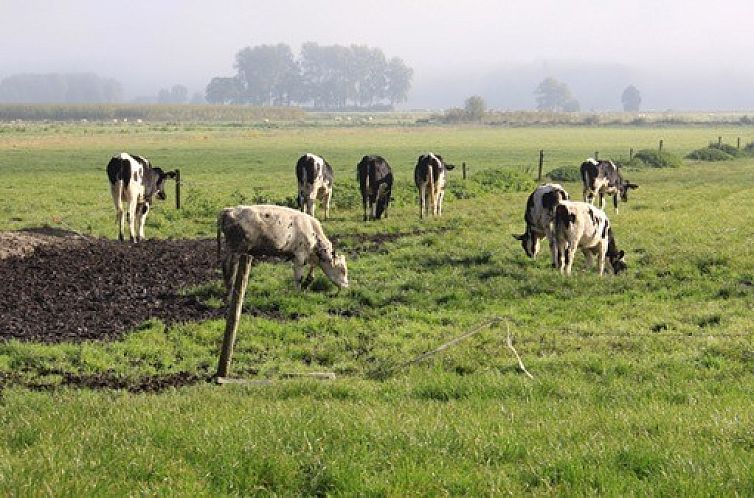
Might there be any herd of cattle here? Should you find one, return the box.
[107,151,640,292]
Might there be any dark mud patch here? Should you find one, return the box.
[0,233,230,343]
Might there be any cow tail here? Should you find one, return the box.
[428,163,435,215]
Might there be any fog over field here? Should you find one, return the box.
[2,0,753,110]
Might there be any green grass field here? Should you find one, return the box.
[1,122,753,496]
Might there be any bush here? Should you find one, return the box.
[546,166,581,182]
[708,142,741,157]
[743,142,754,155]
[448,168,536,199]
[629,149,683,168]
[685,147,734,161]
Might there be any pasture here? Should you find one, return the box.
[1,122,753,496]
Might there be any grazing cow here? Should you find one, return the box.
[106,152,175,242]
[414,153,455,218]
[513,183,570,266]
[216,204,349,293]
[296,153,334,220]
[580,158,639,214]
[357,155,393,221]
[552,200,627,276]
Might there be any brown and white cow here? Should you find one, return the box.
[296,153,334,220]
[513,183,569,266]
[552,200,627,276]
[107,152,175,242]
[580,158,639,214]
[357,155,393,221]
[414,153,455,218]
[216,204,348,292]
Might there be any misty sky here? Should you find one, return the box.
[2,0,753,110]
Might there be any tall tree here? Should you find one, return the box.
[205,77,245,104]
[385,57,413,105]
[235,43,300,105]
[534,77,579,112]
[621,85,641,112]
[464,95,486,121]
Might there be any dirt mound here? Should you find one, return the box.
[0,232,225,343]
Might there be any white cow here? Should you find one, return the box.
[296,153,334,220]
[217,205,348,292]
[552,200,627,276]
[513,183,569,266]
[106,152,174,242]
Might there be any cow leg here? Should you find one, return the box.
[110,182,125,241]
[362,194,369,221]
[293,258,313,290]
[127,200,138,243]
[436,190,445,216]
[564,242,578,276]
[599,193,606,210]
[306,197,315,218]
[223,253,239,298]
[418,184,426,218]
[556,241,567,274]
[136,202,150,242]
[583,249,594,272]
[544,227,558,268]
[323,189,331,220]
[613,195,619,214]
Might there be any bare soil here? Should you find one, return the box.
[0,229,224,343]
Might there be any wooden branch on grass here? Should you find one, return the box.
[506,322,534,379]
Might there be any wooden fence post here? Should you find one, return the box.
[594,151,599,160]
[659,140,664,153]
[737,137,741,150]
[537,149,544,181]
[629,147,634,161]
[462,162,467,180]
[718,136,722,147]
[175,169,181,210]
[216,254,252,381]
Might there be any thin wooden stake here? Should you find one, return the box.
[462,161,467,180]
[216,254,252,380]
[659,139,664,153]
[737,137,741,150]
[175,169,181,210]
[594,151,599,160]
[537,150,544,181]
[629,147,634,161]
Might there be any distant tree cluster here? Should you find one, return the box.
[621,85,641,111]
[157,84,189,104]
[0,73,122,103]
[442,95,487,123]
[206,43,413,108]
[534,77,580,112]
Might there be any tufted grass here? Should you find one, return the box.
[1,122,754,496]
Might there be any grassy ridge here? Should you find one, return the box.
[1,124,754,495]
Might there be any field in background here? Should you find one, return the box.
[1,122,753,495]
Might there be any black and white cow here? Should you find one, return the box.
[552,200,627,276]
[513,183,569,266]
[296,153,334,220]
[580,158,639,214]
[414,153,455,218]
[107,152,175,242]
[357,155,393,221]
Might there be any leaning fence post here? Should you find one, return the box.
[175,169,181,210]
[462,162,467,180]
[659,139,664,153]
[629,147,634,161]
[537,149,544,181]
[216,254,252,381]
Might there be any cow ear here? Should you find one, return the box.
[166,170,177,179]
[628,183,639,189]
[512,233,525,241]
[618,250,625,259]
[445,164,456,170]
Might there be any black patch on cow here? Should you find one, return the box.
[588,208,597,226]
[606,227,627,274]
[554,204,575,228]
[541,191,561,210]
[524,192,536,225]
[414,153,449,186]
[601,220,609,239]
[296,154,329,186]
[106,156,131,187]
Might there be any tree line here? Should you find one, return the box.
[205,43,413,109]
[0,73,122,104]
